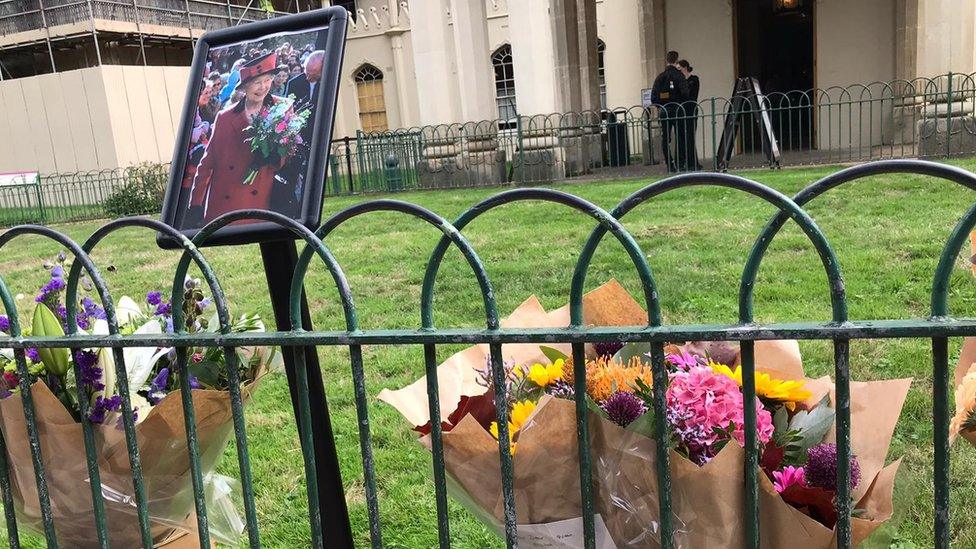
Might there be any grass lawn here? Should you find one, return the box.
[4,159,976,547]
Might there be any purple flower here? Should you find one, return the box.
[35,277,66,303]
[76,314,90,331]
[189,374,201,390]
[147,368,169,404]
[50,265,65,279]
[546,379,576,400]
[804,443,861,492]
[0,315,9,333]
[24,348,40,364]
[75,350,104,391]
[81,297,106,320]
[593,342,624,358]
[88,394,123,424]
[146,291,163,306]
[55,304,67,321]
[154,302,172,316]
[199,298,212,310]
[600,391,648,427]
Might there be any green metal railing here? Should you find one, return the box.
[0,158,972,547]
[327,72,976,193]
[4,72,975,230]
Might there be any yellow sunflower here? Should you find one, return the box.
[710,362,812,410]
[489,399,538,454]
[527,359,565,387]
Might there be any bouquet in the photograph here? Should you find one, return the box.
[242,96,310,185]
[0,253,277,546]
[378,281,650,547]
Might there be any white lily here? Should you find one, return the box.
[115,295,143,326]
[93,297,172,398]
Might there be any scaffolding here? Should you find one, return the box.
[0,0,322,79]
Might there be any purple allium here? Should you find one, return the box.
[546,379,576,400]
[600,391,648,427]
[146,291,163,306]
[804,443,860,492]
[74,350,103,391]
[593,342,625,358]
[0,315,9,333]
[24,348,40,364]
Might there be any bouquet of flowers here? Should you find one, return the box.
[950,338,976,447]
[242,96,310,185]
[0,253,277,547]
[380,280,910,548]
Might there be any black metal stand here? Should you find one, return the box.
[260,240,354,548]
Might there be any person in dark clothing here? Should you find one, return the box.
[678,59,702,171]
[650,51,689,172]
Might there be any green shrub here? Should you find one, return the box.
[104,163,168,217]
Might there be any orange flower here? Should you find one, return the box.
[578,356,653,402]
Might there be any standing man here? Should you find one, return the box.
[650,50,688,172]
[678,59,702,171]
[274,49,326,217]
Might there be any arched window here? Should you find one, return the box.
[597,39,607,110]
[355,64,388,133]
[491,45,517,127]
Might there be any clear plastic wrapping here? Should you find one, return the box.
[0,382,250,547]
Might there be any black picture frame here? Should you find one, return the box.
[158,7,348,248]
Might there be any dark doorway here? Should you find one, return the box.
[734,0,815,150]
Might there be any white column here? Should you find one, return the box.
[408,0,460,125]
[508,0,558,115]
[578,0,600,112]
[448,0,495,121]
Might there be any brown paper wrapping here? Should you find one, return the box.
[381,280,909,547]
[0,380,256,548]
[592,379,909,548]
[422,395,582,526]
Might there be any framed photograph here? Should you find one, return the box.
[158,7,347,247]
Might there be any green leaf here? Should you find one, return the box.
[625,410,656,437]
[612,342,652,365]
[32,304,69,376]
[586,395,609,421]
[786,395,835,462]
[539,346,568,363]
[773,404,790,433]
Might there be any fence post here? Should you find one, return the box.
[710,97,718,171]
[344,136,354,194]
[946,72,953,159]
[516,114,524,185]
[34,177,46,224]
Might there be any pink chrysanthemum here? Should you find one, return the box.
[666,365,774,465]
[772,465,806,493]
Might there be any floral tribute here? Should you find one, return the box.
[380,280,911,548]
[0,253,276,546]
[242,96,310,185]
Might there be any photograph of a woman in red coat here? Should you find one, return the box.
[185,50,308,227]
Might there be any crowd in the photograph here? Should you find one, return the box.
[188,40,318,161]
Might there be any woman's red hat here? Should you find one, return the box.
[238,52,278,85]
